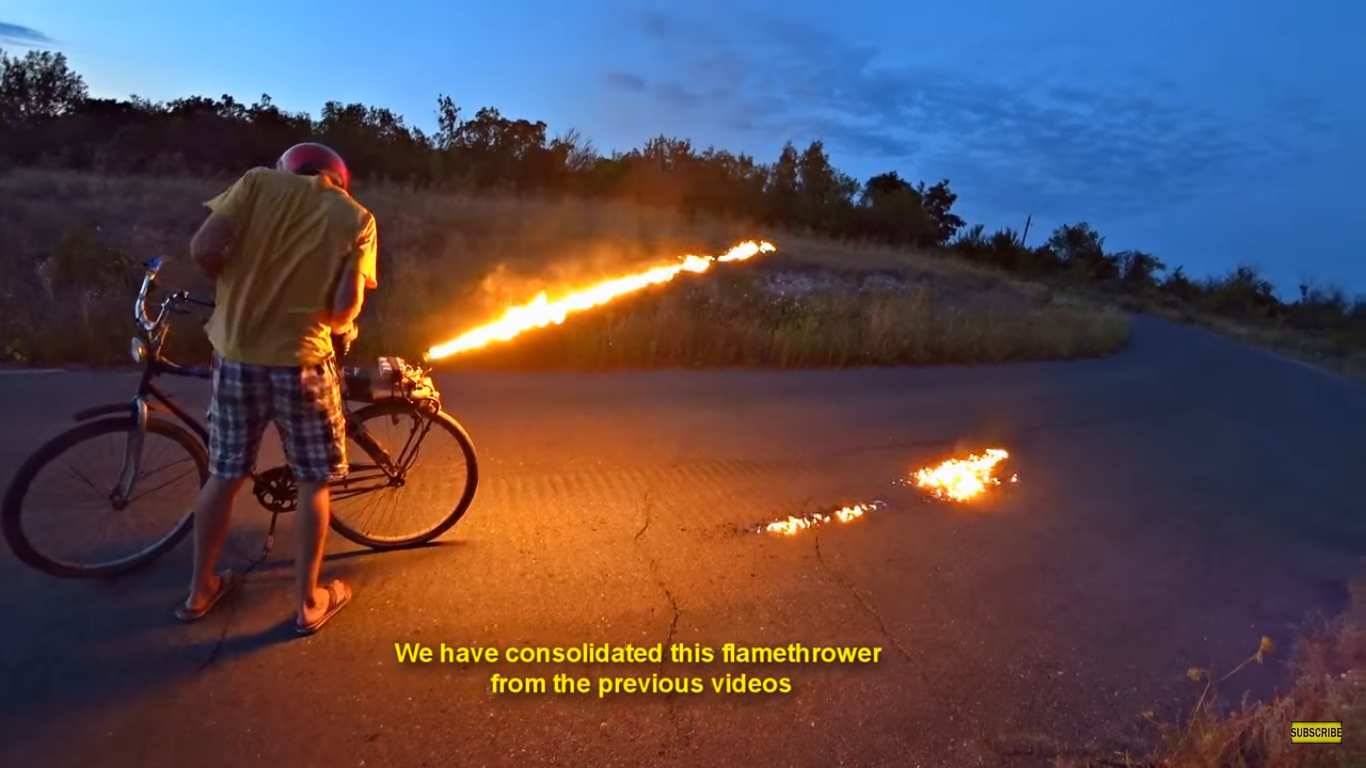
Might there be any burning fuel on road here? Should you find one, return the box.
[754,448,1018,536]
[909,448,1018,502]
[425,240,777,360]
[759,501,887,536]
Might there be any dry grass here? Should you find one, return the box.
[438,265,1131,370]
[1049,581,1366,768]
[0,168,1131,369]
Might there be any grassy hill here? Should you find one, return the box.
[0,168,1132,371]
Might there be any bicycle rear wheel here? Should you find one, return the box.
[329,398,479,549]
[2,414,207,578]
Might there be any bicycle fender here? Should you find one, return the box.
[72,403,137,422]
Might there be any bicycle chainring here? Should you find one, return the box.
[253,466,298,513]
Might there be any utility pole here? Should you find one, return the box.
[1021,214,1032,247]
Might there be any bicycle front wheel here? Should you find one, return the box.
[1,414,207,578]
[330,398,479,549]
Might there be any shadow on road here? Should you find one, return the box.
[240,537,465,576]
[0,528,457,749]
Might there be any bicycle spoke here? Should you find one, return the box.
[349,475,403,534]
[332,481,389,500]
[395,418,434,471]
[7,419,206,575]
[328,400,475,546]
[124,463,199,506]
[64,461,104,495]
[373,483,405,536]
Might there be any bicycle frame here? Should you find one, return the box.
[88,257,441,509]
[74,360,211,504]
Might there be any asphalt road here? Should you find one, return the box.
[1,314,1364,768]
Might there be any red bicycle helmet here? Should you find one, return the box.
[277,141,350,190]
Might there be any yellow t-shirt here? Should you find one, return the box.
[201,167,378,367]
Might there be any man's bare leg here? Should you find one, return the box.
[295,480,348,626]
[184,475,244,611]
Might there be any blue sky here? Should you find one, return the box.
[2,0,1362,298]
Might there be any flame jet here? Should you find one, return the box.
[424,240,777,361]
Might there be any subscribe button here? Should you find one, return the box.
[1291,722,1343,744]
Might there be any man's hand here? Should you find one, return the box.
[325,264,368,334]
[333,323,359,356]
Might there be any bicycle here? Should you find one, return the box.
[1,257,480,579]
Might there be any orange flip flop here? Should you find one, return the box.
[296,580,352,636]
[175,570,241,622]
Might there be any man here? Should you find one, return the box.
[174,141,378,636]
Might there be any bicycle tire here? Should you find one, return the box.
[329,398,479,549]
[1,414,207,579]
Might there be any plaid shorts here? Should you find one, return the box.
[207,354,348,483]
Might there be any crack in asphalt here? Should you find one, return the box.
[633,487,681,651]
[196,617,235,672]
[194,583,244,673]
[811,527,929,689]
[634,487,654,543]
[195,535,276,673]
[631,486,688,755]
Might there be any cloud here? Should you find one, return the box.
[0,21,53,47]
[605,69,725,110]
[603,72,647,92]
[598,4,1327,222]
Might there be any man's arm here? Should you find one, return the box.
[190,215,236,278]
[323,214,379,334]
[192,169,258,278]
[325,263,368,334]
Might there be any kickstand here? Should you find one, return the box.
[241,512,279,576]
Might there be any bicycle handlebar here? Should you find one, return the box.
[134,258,163,331]
[135,257,214,333]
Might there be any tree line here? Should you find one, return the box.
[2,46,1362,352]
